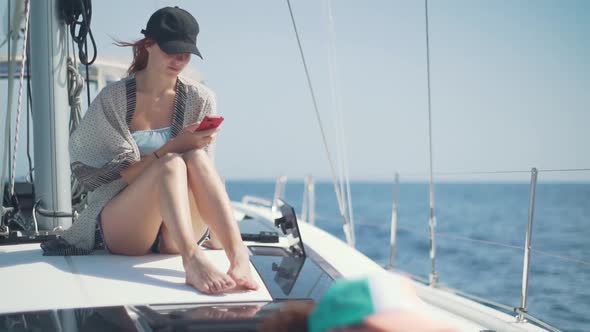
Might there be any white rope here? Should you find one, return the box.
[65,21,87,207]
[9,0,31,197]
[67,57,84,135]
[66,56,87,204]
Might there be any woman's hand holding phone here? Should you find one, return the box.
[156,116,223,155]
[161,125,218,156]
[172,126,219,153]
[194,115,224,131]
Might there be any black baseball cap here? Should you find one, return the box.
[141,6,202,58]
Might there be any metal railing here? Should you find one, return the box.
[237,168,586,331]
[517,168,538,322]
[271,175,288,212]
[241,175,289,213]
[301,174,316,225]
[388,172,399,269]
[241,175,317,225]
[385,167,590,331]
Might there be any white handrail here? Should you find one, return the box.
[241,196,273,207]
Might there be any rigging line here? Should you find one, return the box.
[441,286,516,313]
[391,168,590,178]
[395,225,429,238]
[530,249,590,267]
[361,221,590,267]
[436,232,524,252]
[332,2,355,245]
[26,26,34,190]
[67,0,97,65]
[407,226,521,260]
[9,0,31,197]
[1,0,12,211]
[325,0,355,244]
[285,0,353,244]
[357,221,522,251]
[3,0,10,58]
[0,0,8,48]
[424,0,438,283]
[324,0,345,212]
[434,170,531,176]
[396,169,532,177]
[538,168,590,173]
[393,221,590,268]
[84,39,91,107]
[63,0,96,107]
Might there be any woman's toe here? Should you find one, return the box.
[212,281,222,293]
[201,284,211,294]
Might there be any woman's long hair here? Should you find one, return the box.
[113,38,155,74]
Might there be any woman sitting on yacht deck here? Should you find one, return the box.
[41,6,258,294]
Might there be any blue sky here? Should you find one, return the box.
[3,0,589,182]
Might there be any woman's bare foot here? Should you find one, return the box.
[183,247,236,294]
[227,249,258,290]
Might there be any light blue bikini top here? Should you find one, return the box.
[131,126,172,156]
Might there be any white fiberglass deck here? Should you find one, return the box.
[234,203,549,332]
[0,243,271,314]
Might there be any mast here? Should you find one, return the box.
[29,0,72,230]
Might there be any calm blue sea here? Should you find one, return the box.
[226,181,590,332]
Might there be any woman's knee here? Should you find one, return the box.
[183,149,211,171]
[158,152,187,175]
[183,148,209,161]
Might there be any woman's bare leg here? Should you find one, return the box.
[100,153,235,293]
[157,188,210,254]
[183,148,258,290]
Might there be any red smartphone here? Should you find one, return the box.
[194,115,224,131]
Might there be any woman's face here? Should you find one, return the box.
[146,42,191,77]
